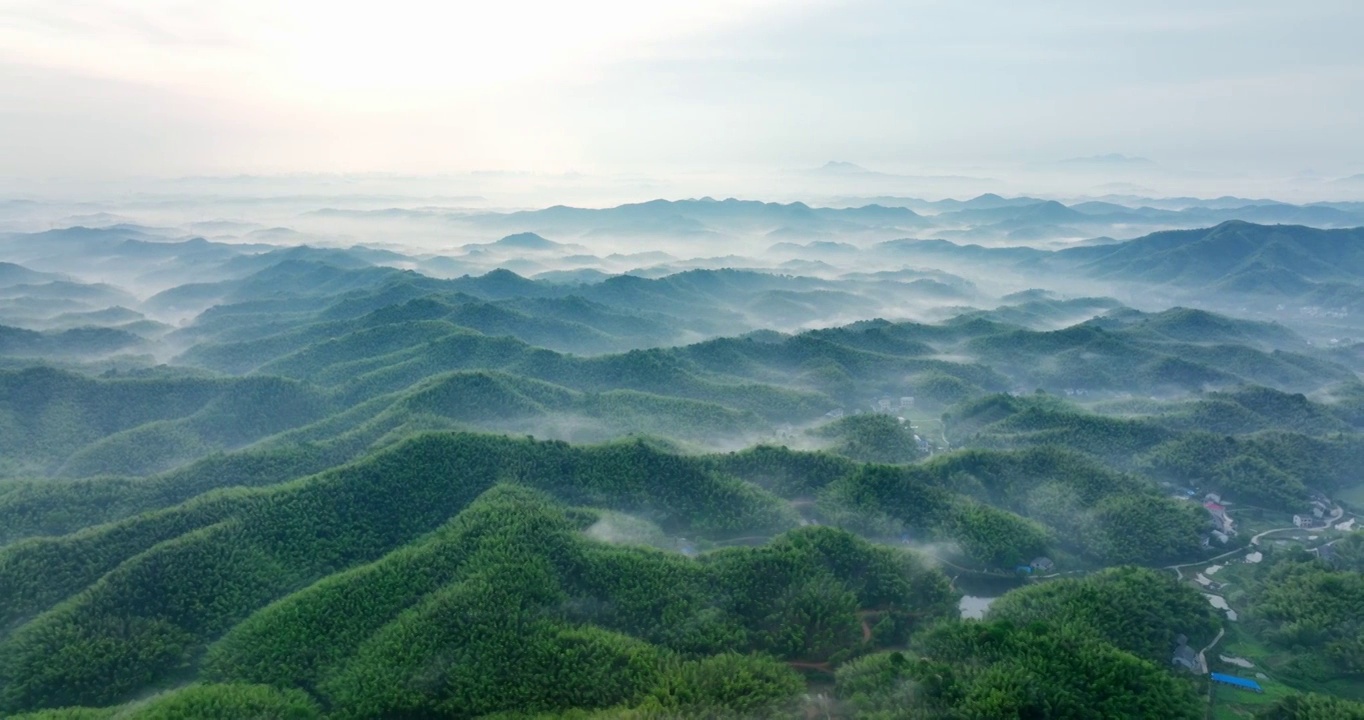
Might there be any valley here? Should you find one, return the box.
[3,197,1364,719]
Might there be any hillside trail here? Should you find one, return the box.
[1165,547,1246,580]
[1195,627,1225,674]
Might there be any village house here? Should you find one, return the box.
[1204,502,1235,535]
[1294,514,1328,529]
[1030,557,1054,573]
[1172,643,1199,673]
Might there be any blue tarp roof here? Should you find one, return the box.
[1210,673,1262,692]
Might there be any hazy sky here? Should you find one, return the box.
[2,0,1362,179]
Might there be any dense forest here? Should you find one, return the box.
[4,220,1364,717]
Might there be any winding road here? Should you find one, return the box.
[1165,547,1246,580]
[1165,504,1347,579]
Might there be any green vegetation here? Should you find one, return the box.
[0,481,954,716]
[8,229,1364,716]
[988,566,1220,663]
[1244,553,1364,681]
[835,622,1205,719]
[810,413,925,464]
[8,684,323,719]
[1252,692,1364,719]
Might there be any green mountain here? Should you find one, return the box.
[1068,221,1364,289]
[6,216,1364,716]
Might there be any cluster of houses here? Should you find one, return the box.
[874,396,915,413]
[1191,490,1344,541]
[1293,495,1333,529]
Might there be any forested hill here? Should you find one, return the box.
[1061,221,1364,289]
[0,432,1220,717]
[9,221,1364,347]
[4,217,1364,717]
[0,296,1355,478]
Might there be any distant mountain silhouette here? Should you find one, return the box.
[816,161,874,174]
[1059,153,1155,166]
[958,193,1042,210]
[1064,221,1364,292]
[466,198,930,236]
[938,200,1086,227]
[0,262,61,288]
[495,232,560,250]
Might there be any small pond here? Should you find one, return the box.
[954,574,1026,619]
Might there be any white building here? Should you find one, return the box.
[1294,514,1327,529]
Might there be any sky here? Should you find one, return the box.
[1,0,1362,183]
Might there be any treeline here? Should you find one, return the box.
[809,414,926,465]
[946,390,1364,514]
[1140,431,1364,507]
[8,683,323,719]
[817,446,1205,567]
[987,566,1220,663]
[4,427,1214,579]
[0,441,360,544]
[0,428,1230,716]
[1253,692,1364,719]
[1244,548,1364,680]
[2,484,957,717]
[835,623,1204,719]
[0,433,823,712]
[2,484,1229,719]
[833,566,1217,718]
[0,366,332,477]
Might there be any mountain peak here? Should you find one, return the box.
[817,161,871,174]
[495,232,558,250]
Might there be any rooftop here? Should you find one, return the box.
[1210,673,1263,692]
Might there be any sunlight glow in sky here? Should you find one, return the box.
[1,0,1361,180]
